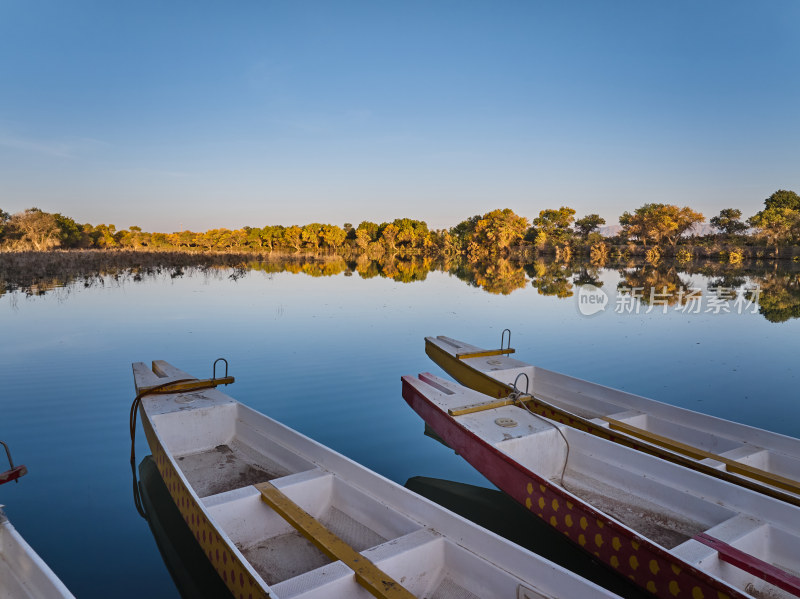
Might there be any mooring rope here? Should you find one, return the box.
[129,378,212,518]
[511,391,572,487]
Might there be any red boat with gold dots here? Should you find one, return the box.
[402,371,800,599]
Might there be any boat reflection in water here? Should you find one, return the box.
[138,455,234,599]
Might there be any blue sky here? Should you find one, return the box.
[1,1,798,232]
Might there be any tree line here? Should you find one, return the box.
[1,189,798,256]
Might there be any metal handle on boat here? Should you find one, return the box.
[501,328,511,351]
[0,440,26,485]
[1,441,15,472]
[511,372,529,398]
[212,358,229,381]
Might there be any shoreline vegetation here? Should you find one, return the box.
[1,190,799,261]
[1,190,798,322]
[2,248,799,324]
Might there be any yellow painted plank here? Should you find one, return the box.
[455,348,515,359]
[448,397,517,416]
[136,376,235,394]
[255,483,415,599]
[448,395,540,416]
[604,418,800,495]
[726,462,800,495]
[603,418,709,460]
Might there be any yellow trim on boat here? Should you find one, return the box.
[136,377,235,394]
[605,418,800,495]
[448,395,541,416]
[449,397,517,416]
[456,348,515,359]
[426,342,510,399]
[255,482,415,599]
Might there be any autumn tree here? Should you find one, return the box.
[150,232,170,247]
[52,213,87,248]
[89,224,119,248]
[301,223,324,249]
[748,190,800,253]
[392,218,429,249]
[244,227,264,249]
[355,221,380,249]
[531,207,576,247]
[749,208,800,252]
[619,203,704,247]
[172,230,197,248]
[762,189,800,211]
[258,225,285,251]
[117,226,144,249]
[7,208,62,250]
[378,222,399,251]
[574,213,606,239]
[343,223,355,242]
[448,215,481,252]
[283,226,303,251]
[0,209,9,244]
[320,224,346,249]
[470,209,529,254]
[710,209,747,237]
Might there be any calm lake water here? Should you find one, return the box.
[1,259,798,598]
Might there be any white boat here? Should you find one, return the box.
[131,359,622,599]
[0,441,73,599]
[0,509,75,599]
[402,371,800,599]
[0,506,74,599]
[425,334,800,505]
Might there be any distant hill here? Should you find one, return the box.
[689,223,714,236]
[598,224,621,237]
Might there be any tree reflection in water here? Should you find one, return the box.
[616,263,694,306]
[524,260,576,298]
[2,250,799,322]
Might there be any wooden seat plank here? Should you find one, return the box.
[255,482,415,599]
[604,418,800,495]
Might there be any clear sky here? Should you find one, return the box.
[1,1,798,232]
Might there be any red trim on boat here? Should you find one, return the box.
[418,372,455,395]
[694,533,800,597]
[0,465,27,485]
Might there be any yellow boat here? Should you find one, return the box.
[425,334,800,507]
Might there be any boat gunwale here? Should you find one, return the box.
[0,510,76,599]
